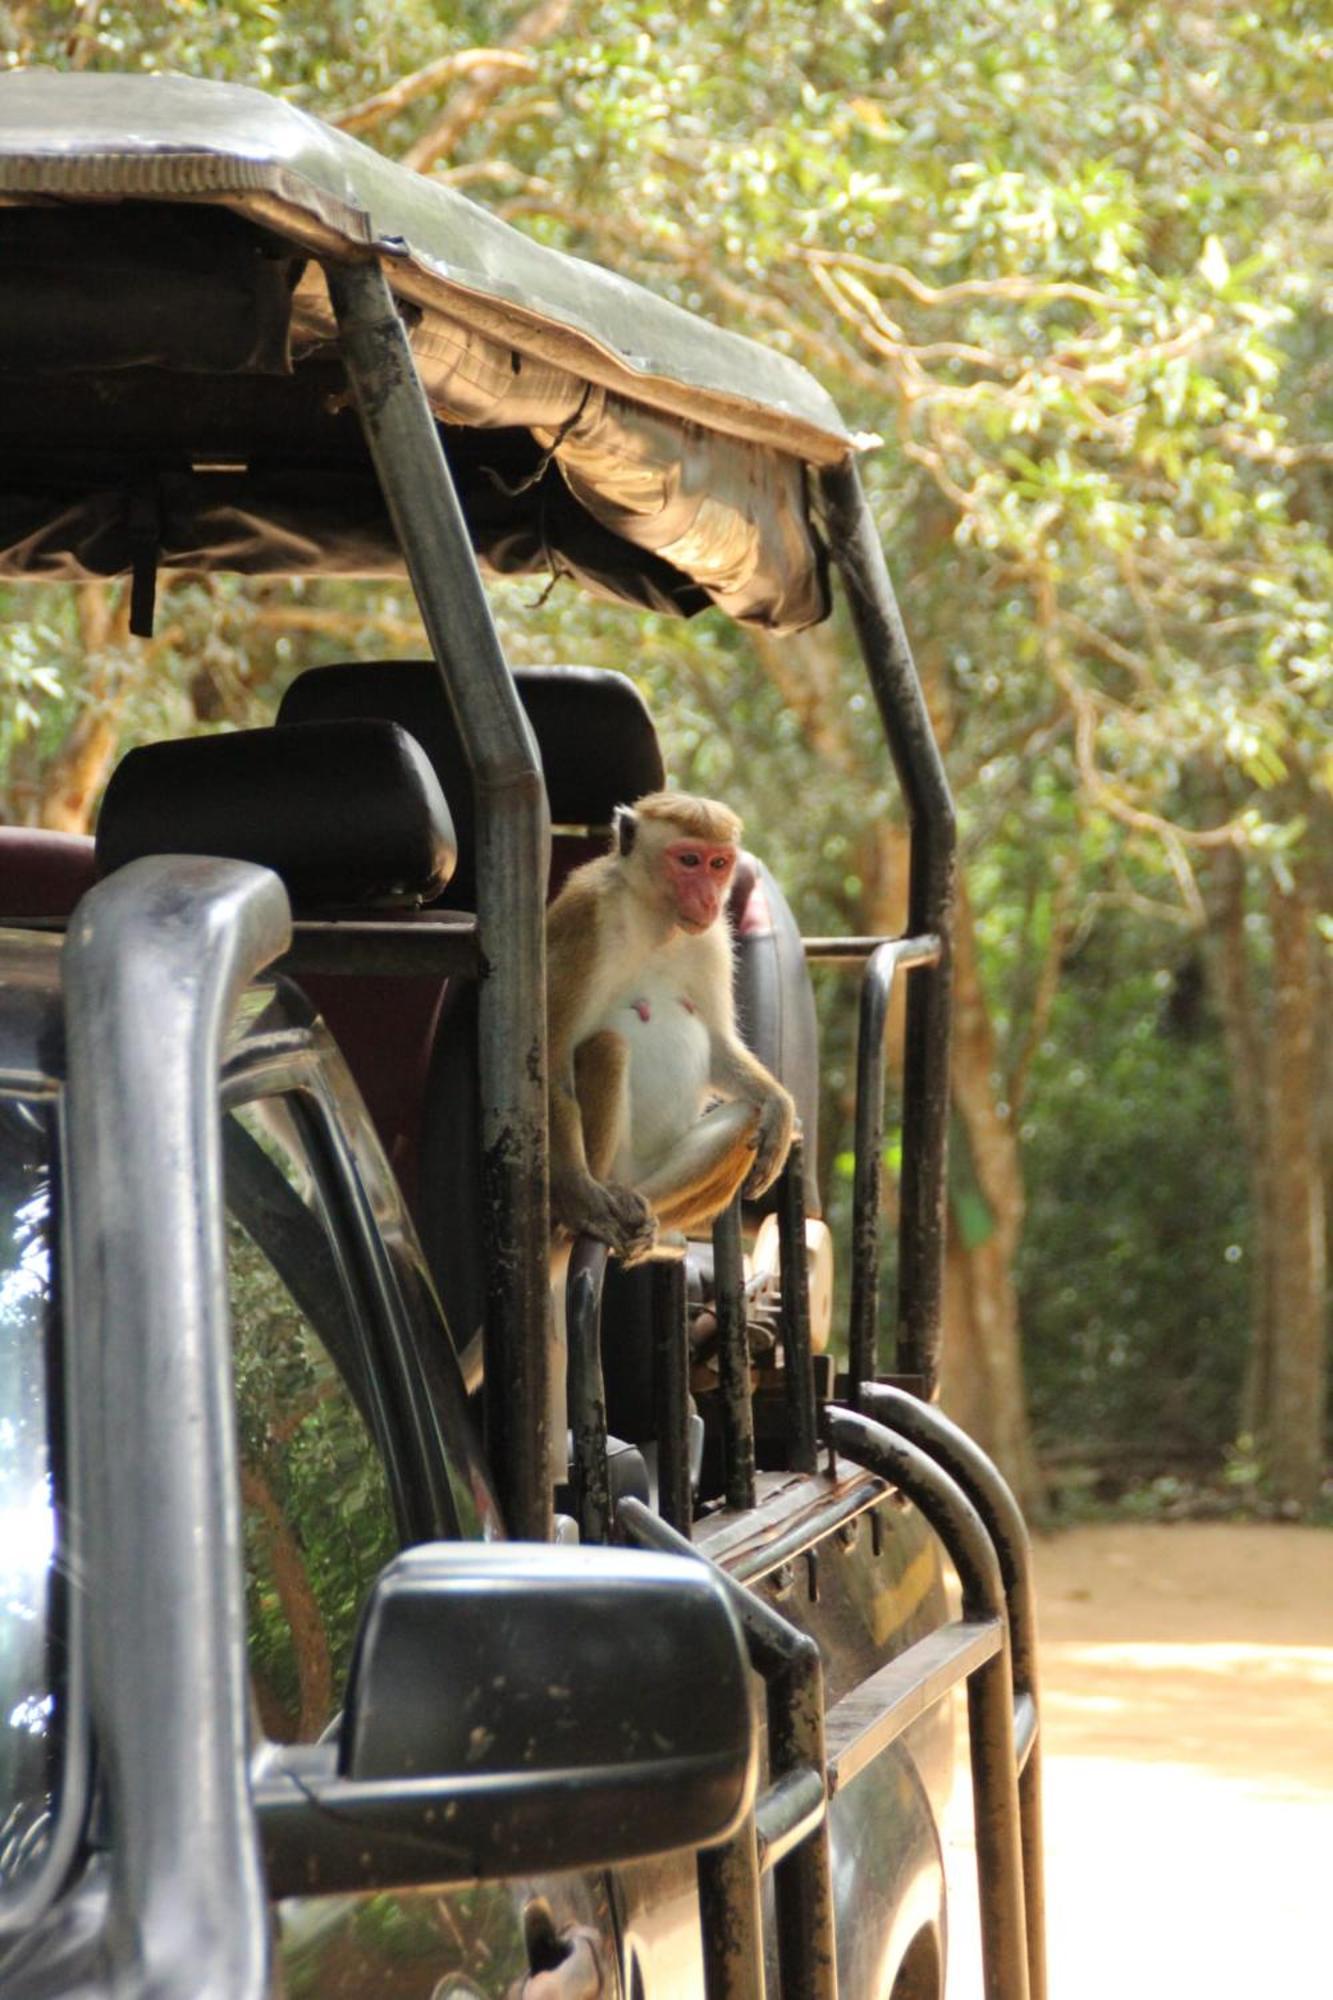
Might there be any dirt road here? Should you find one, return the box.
[945,1521,1333,1999]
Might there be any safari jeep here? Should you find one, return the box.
[0,72,1044,2000]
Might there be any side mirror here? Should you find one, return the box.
[257,1542,757,1896]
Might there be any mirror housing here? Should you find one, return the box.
[257,1542,757,1895]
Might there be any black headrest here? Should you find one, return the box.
[278,661,666,829]
[96,719,457,913]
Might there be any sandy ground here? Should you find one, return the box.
[944,1521,1333,2000]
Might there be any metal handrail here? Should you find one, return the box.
[566,1236,612,1545]
[857,1383,1047,2000]
[824,1618,1003,1795]
[623,1392,1044,2000]
[651,1260,693,1535]
[826,1406,1032,2000]
[844,933,941,1403]
[819,463,957,1400]
[713,1195,758,1510]
[279,913,480,977]
[565,1136,821,1551]
[328,257,552,1542]
[64,858,291,2000]
[775,1133,820,1474]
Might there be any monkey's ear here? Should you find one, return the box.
[614,805,638,857]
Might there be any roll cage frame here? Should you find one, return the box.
[323,259,954,1545]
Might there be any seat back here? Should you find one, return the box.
[731,856,821,1216]
[95,718,457,907]
[93,716,459,1209]
[277,660,664,906]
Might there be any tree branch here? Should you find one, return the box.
[245,606,426,646]
[801,247,1130,314]
[1005,880,1073,1118]
[1034,569,1248,929]
[36,584,133,834]
[402,0,572,175]
[64,0,102,71]
[240,1460,334,1743]
[333,48,536,136]
[1215,427,1333,467]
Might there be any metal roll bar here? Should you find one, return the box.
[774,1134,820,1474]
[63,857,292,2000]
[857,1383,1047,2000]
[713,1195,759,1509]
[567,1236,612,1546]
[819,463,957,1398]
[827,1406,1033,2000]
[846,934,942,1403]
[327,257,552,1540]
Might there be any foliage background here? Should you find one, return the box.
[1,0,1329,1513]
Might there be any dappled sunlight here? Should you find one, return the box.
[1041,1764,1333,2000]
[1051,1639,1333,1679]
[946,1527,1333,1998]
[1040,1638,1333,1794]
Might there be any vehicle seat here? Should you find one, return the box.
[93,710,459,1191]
[95,717,457,906]
[90,659,823,1464]
[277,660,665,907]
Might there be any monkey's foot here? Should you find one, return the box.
[560,1177,658,1265]
[743,1090,797,1199]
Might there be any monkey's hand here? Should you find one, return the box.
[552,1171,659,1265]
[743,1085,796,1200]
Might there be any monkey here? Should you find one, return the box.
[546,790,795,1263]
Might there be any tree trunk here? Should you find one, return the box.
[1262,873,1326,1510]
[937,882,1042,1512]
[34,584,129,834]
[35,708,120,833]
[941,1230,1043,1512]
[1202,845,1275,1438]
[1314,817,1333,1404]
[239,1461,334,1742]
[747,630,1040,1505]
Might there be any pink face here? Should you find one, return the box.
[665,839,736,933]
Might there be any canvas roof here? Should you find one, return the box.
[0,73,860,629]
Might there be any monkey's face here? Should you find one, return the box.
[663,838,736,933]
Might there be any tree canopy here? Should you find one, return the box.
[2,0,1329,1507]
